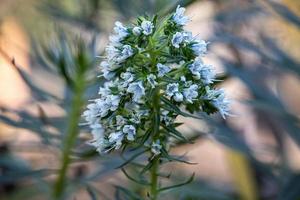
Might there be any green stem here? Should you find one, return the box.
[53,76,85,199]
[150,87,161,200]
[150,156,159,200]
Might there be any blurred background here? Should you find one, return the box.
[0,0,300,199]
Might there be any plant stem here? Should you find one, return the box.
[150,155,159,200]
[53,76,85,199]
[150,87,160,200]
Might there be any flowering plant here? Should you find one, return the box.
[83,5,230,199]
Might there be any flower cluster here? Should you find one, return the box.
[83,5,230,155]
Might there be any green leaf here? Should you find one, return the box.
[121,168,150,186]
[114,185,143,200]
[161,148,197,165]
[160,96,202,120]
[140,160,155,175]
[116,149,148,169]
[158,173,195,193]
[162,125,192,144]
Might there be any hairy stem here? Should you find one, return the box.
[150,155,159,200]
[53,76,85,199]
[150,87,161,200]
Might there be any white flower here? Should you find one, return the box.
[100,60,109,69]
[205,87,230,118]
[114,21,129,38]
[151,140,162,155]
[130,109,150,124]
[116,115,126,129]
[98,85,111,97]
[88,123,107,154]
[171,32,183,48]
[182,31,193,43]
[107,21,129,47]
[147,74,158,88]
[108,131,124,149]
[121,72,134,87]
[191,40,208,56]
[109,35,122,47]
[180,76,186,82]
[188,60,215,84]
[161,110,173,125]
[127,81,145,102]
[157,63,171,77]
[105,95,121,111]
[102,68,115,80]
[183,84,198,103]
[133,26,142,36]
[173,92,183,102]
[122,125,136,141]
[166,83,179,97]
[106,45,119,61]
[141,20,154,35]
[199,64,215,84]
[188,59,202,80]
[117,45,134,63]
[172,5,190,26]
[82,102,102,124]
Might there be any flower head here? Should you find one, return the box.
[157,63,171,77]
[172,5,190,26]
[191,40,208,56]
[141,20,154,35]
[123,125,136,141]
[171,32,183,48]
[127,81,145,102]
[83,5,230,155]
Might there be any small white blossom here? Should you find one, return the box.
[188,59,202,80]
[147,74,158,88]
[199,64,215,84]
[151,140,162,155]
[102,68,115,80]
[205,87,230,118]
[141,20,154,35]
[157,63,171,77]
[161,110,173,125]
[108,131,124,149]
[82,103,102,124]
[105,95,121,111]
[117,45,134,63]
[88,123,107,153]
[98,86,111,97]
[173,92,184,102]
[180,76,186,83]
[191,40,208,56]
[166,83,179,97]
[121,72,135,87]
[127,81,145,102]
[183,84,198,103]
[132,26,142,36]
[182,31,193,43]
[171,32,183,48]
[106,45,119,61]
[172,5,190,26]
[189,60,215,84]
[114,21,129,38]
[122,125,136,141]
